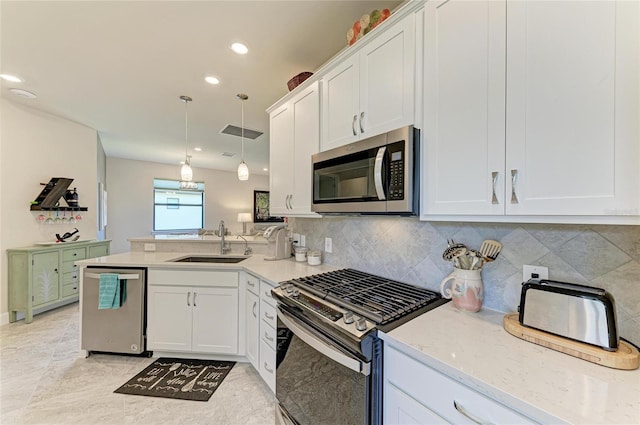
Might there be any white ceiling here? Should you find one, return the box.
[1,0,403,176]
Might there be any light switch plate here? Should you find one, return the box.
[300,235,306,247]
[325,237,332,253]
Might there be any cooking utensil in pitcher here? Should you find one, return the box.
[443,244,467,268]
[468,249,484,270]
[479,240,502,262]
[181,366,208,392]
[149,362,181,390]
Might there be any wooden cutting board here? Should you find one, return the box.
[503,313,639,370]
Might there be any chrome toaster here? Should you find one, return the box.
[518,279,619,351]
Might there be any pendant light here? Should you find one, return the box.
[237,93,250,181]
[180,95,193,181]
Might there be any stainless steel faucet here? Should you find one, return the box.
[218,220,231,254]
[236,235,252,256]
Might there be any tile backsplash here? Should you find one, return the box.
[292,217,640,347]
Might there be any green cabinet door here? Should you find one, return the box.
[32,251,60,306]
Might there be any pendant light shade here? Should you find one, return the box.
[237,161,249,181]
[179,95,193,181]
[237,93,250,181]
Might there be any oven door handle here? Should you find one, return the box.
[278,308,371,375]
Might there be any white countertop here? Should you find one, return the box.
[76,251,335,285]
[381,304,640,425]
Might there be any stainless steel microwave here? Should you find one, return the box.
[312,126,419,215]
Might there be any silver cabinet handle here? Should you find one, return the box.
[265,312,275,320]
[288,194,293,210]
[264,332,274,342]
[510,169,519,204]
[264,290,272,298]
[453,401,493,425]
[491,171,499,204]
[374,147,387,201]
[264,362,274,374]
[252,301,257,318]
[193,292,197,307]
[352,115,358,136]
[187,291,191,306]
[247,280,256,288]
[359,111,365,133]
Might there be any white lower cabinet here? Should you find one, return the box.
[245,273,260,369]
[147,269,239,355]
[384,344,536,425]
[259,279,277,393]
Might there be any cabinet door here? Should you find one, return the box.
[506,1,639,216]
[88,243,109,258]
[290,81,320,215]
[321,54,360,150]
[422,0,506,216]
[192,286,239,354]
[32,251,60,306]
[147,285,192,352]
[245,289,259,369]
[385,383,448,425]
[360,13,416,140]
[269,102,294,215]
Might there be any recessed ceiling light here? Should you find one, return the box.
[0,74,23,83]
[263,168,269,172]
[204,75,220,85]
[194,147,202,152]
[230,42,249,55]
[9,88,36,98]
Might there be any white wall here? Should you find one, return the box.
[0,98,98,320]
[106,157,269,254]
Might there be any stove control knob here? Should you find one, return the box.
[355,317,367,332]
[343,311,354,324]
[285,284,293,294]
[291,289,300,297]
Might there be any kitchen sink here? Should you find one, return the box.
[168,256,248,264]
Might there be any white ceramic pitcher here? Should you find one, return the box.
[439,268,484,312]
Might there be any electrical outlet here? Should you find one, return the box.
[292,233,300,246]
[144,243,156,252]
[300,234,306,247]
[523,265,548,282]
[325,237,333,253]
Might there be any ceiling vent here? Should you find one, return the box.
[221,152,236,158]
[220,124,263,140]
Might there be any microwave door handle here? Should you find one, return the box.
[374,146,387,200]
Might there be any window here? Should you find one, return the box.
[153,179,204,232]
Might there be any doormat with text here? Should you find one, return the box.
[114,357,235,401]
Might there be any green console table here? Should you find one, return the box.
[7,240,111,323]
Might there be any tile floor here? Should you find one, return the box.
[0,304,275,424]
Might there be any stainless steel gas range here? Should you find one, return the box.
[271,268,448,425]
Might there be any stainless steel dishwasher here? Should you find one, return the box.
[81,267,148,355]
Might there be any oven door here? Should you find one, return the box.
[275,304,372,425]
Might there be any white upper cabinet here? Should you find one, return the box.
[269,81,321,217]
[422,0,639,223]
[322,13,416,151]
[423,0,506,216]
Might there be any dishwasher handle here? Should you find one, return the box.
[85,273,140,280]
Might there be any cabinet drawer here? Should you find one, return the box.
[246,273,259,295]
[149,269,238,287]
[260,280,276,306]
[62,271,80,285]
[62,282,79,298]
[386,346,535,425]
[261,318,277,350]
[62,248,86,262]
[261,300,277,329]
[62,261,79,273]
[259,339,276,393]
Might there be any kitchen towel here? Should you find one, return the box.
[98,273,126,309]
